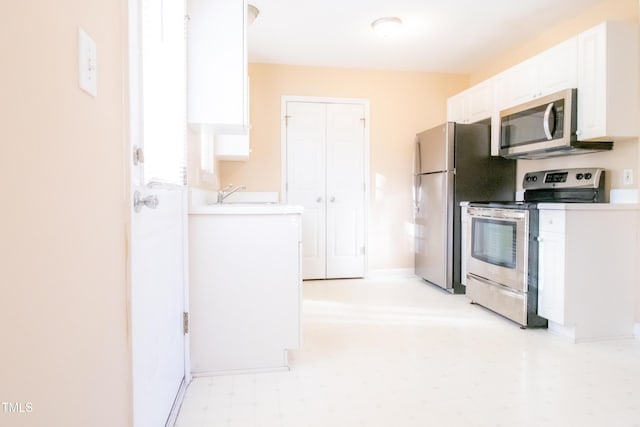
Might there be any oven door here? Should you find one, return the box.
[466,207,529,292]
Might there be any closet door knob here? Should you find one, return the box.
[330,196,336,202]
[316,197,323,203]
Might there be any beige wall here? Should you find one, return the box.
[0,2,131,426]
[219,64,468,270]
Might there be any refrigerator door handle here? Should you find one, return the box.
[413,174,421,216]
[414,137,421,175]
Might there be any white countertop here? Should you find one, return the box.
[189,187,302,215]
[537,203,640,211]
[189,203,303,215]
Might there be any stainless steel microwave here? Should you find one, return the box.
[499,88,612,159]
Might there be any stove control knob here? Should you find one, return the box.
[525,176,531,182]
[585,172,593,180]
[532,176,538,182]
[576,173,584,180]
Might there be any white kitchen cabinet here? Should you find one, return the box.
[188,0,248,133]
[215,134,250,161]
[577,21,639,141]
[446,80,493,124]
[189,206,302,374]
[536,205,638,342]
[446,92,467,124]
[536,210,566,324]
[500,37,578,110]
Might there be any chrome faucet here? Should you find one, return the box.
[216,184,246,203]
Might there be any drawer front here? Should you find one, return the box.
[467,274,528,326]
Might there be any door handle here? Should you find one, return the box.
[329,196,336,203]
[543,103,556,140]
[316,197,323,203]
[134,191,159,213]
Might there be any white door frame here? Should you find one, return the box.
[280,96,371,278]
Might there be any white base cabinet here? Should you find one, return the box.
[537,205,639,342]
[189,209,302,374]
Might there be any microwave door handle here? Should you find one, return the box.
[543,103,555,140]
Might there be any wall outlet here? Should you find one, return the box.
[623,169,633,186]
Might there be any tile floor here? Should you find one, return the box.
[175,276,640,427]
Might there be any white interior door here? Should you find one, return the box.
[131,188,186,427]
[326,103,365,278]
[129,0,187,426]
[286,102,327,280]
[285,99,367,280]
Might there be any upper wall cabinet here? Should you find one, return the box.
[188,0,248,134]
[448,21,639,155]
[576,22,639,141]
[446,79,494,124]
[497,37,578,110]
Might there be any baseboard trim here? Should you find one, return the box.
[165,376,188,427]
[192,365,290,378]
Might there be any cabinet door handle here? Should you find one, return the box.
[316,197,323,203]
[330,196,336,203]
[536,236,543,242]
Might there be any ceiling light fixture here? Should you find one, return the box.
[371,17,402,39]
[248,4,260,25]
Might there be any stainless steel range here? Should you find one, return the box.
[465,167,605,327]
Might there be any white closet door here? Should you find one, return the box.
[285,100,367,280]
[286,102,327,280]
[326,103,365,278]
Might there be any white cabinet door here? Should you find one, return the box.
[326,103,365,278]
[537,37,578,97]
[537,230,566,324]
[537,209,566,324]
[466,82,493,123]
[285,100,366,280]
[188,0,247,131]
[446,92,467,123]
[502,38,578,109]
[577,22,639,140]
[576,24,605,140]
[446,81,493,124]
[504,57,539,108]
[286,102,327,280]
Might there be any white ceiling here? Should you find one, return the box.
[247,0,604,73]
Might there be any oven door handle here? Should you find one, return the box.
[467,209,527,221]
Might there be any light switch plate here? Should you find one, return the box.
[78,27,97,97]
[623,169,633,186]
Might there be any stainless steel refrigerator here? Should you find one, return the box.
[414,122,516,293]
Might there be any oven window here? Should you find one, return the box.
[471,218,517,268]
